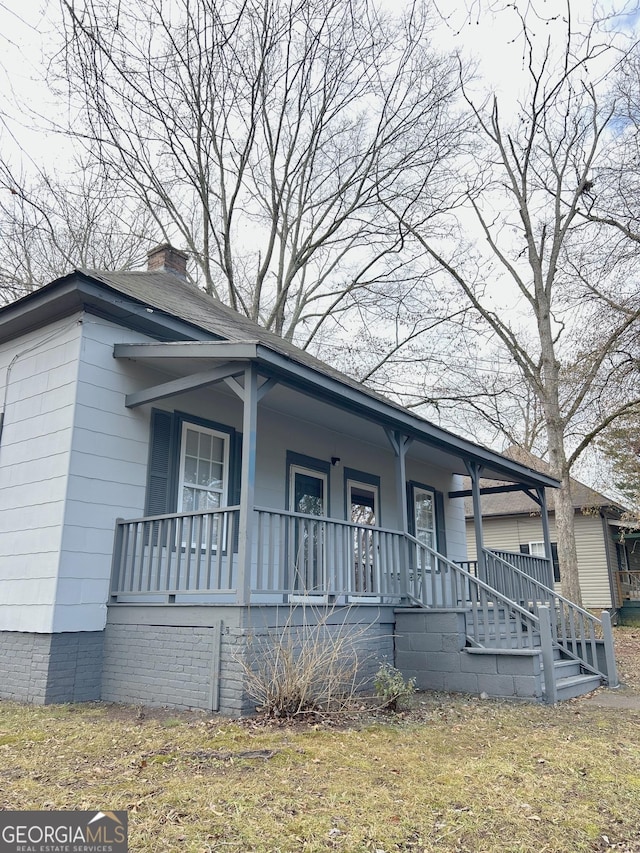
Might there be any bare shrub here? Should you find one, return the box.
[242,605,373,718]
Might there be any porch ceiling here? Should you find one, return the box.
[114,341,560,490]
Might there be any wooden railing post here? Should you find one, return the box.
[539,605,557,704]
[600,610,619,688]
[109,518,124,602]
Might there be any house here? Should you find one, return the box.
[0,246,618,714]
[462,447,640,615]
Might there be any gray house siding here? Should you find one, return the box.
[465,512,614,609]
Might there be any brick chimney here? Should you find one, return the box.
[147,244,188,278]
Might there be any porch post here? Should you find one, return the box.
[236,363,258,605]
[536,486,554,588]
[465,460,485,579]
[385,429,413,599]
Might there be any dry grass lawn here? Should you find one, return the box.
[1,628,640,852]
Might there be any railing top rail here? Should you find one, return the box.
[491,549,550,564]
[485,548,602,626]
[117,506,241,525]
[404,532,540,627]
[254,505,407,536]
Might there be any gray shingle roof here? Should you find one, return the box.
[81,267,406,413]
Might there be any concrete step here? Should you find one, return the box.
[554,672,602,701]
[542,657,582,679]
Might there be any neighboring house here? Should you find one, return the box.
[463,447,640,612]
[0,247,618,713]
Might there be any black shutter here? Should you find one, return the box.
[435,490,447,557]
[231,431,243,506]
[551,542,560,582]
[145,409,177,516]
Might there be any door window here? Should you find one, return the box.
[413,485,437,551]
[288,466,327,592]
[347,480,379,592]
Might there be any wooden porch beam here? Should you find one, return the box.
[465,459,485,578]
[384,429,413,600]
[536,486,554,588]
[114,341,259,360]
[236,364,258,605]
[448,483,533,499]
[124,362,245,408]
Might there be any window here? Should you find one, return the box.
[520,541,560,583]
[146,409,237,519]
[177,422,230,550]
[177,422,229,514]
[289,465,327,517]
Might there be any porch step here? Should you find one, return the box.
[550,672,602,701]
[466,610,604,702]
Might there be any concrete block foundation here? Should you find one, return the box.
[394,608,543,700]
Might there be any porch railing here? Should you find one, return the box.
[110,507,240,601]
[488,550,553,588]
[615,569,640,603]
[108,507,617,685]
[253,507,406,598]
[456,551,552,588]
[482,549,618,685]
[406,535,541,649]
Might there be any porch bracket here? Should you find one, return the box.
[224,374,278,403]
[236,363,258,605]
[257,377,278,402]
[124,362,244,408]
[465,459,485,579]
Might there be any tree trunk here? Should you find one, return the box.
[547,424,583,607]
[554,472,583,606]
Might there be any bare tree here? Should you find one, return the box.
[386,0,640,604]
[0,160,152,303]
[55,0,465,349]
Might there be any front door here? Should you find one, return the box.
[347,480,379,591]
[289,466,327,592]
[411,484,445,603]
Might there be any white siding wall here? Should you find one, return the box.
[0,316,83,632]
[465,511,613,609]
[149,389,467,562]
[53,316,160,632]
[0,306,473,633]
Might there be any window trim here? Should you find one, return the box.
[176,420,231,515]
[407,481,438,552]
[343,467,381,525]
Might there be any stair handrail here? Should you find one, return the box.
[403,533,541,649]
[483,549,617,684]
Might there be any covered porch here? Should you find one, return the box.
[105,341,617,711]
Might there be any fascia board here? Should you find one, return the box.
[0,274,217,345]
